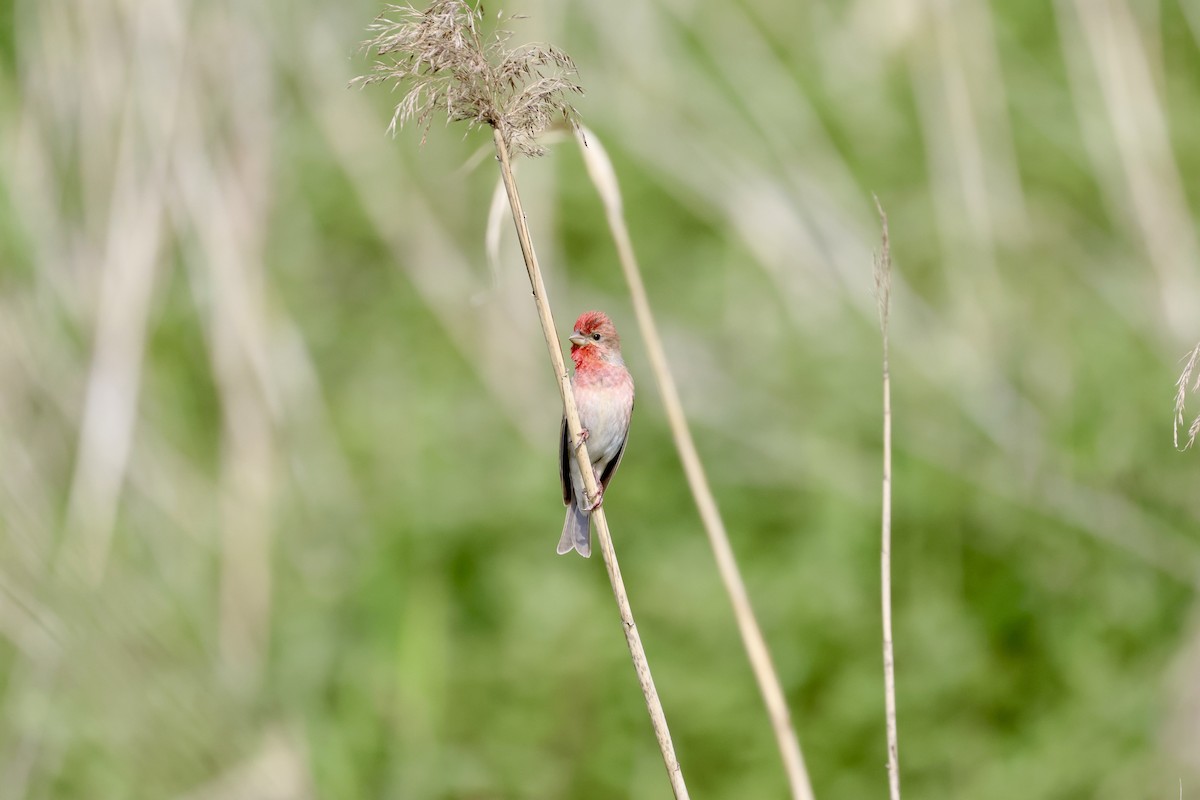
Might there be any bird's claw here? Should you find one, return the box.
[574,427,590,452]
[581,485,605,512]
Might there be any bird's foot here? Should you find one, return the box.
[581,485,605,513]
[574,427,590,452]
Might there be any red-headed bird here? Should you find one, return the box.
[558,311,635,557]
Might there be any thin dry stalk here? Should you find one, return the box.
[355,5,688,796]
[573,125,815,800]
[873,195,900,800]
[1175,341,1200,450]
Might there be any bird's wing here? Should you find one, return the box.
[598,397,633,491]
[559,415,572,505]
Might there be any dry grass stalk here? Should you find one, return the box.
[573,124,816,800]
[873,195,900,800]
[1174,340,1200,451]
[355,4,689,797]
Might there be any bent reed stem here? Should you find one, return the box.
[492,127,690,800]
[575,127,815,800]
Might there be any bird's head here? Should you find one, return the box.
[569,311,622,364]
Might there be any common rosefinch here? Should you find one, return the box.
[558,311,635,558]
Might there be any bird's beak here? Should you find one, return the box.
[569,331,588,346]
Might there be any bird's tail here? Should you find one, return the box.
[557,502,591,557]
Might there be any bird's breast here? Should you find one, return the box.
[571,365,634,464]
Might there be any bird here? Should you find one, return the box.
[558,311,635,558]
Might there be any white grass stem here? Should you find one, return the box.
[873,196,901,800]
[575,126,814,800]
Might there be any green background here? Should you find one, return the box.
[1,0,1198,797]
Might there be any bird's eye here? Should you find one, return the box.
[591,332,601,341]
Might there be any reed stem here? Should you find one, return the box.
[493,126,689,800]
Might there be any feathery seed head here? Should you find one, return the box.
[1174,340,1200,450]
[352,0,582,157]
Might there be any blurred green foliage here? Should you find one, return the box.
[1,0,1199,798]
